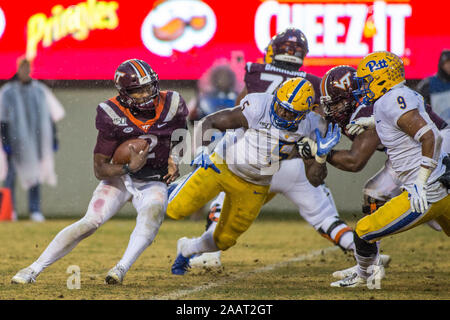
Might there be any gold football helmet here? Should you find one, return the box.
[354,51,405,104]
[270,77,315,130]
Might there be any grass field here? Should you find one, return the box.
[0,217,449,300]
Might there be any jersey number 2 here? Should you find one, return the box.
[138,134,158,159]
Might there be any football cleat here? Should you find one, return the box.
[189,251,222,268]
[11,267,38,284]
[171,237,191,275]
[332,254,391,279]
[331,265,385,288]
[330,272,367,288]
[105,265,127,284]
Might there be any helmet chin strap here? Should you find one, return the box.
[271,59,302,71]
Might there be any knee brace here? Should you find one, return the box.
[362,195,386,215]
[317,218,353,252]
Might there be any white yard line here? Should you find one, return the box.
[147,246,339,300]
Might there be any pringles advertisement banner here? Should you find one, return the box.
[0,0,447,80]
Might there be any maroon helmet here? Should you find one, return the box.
[320,65,358,127]
[114,59,160,112]
[264,28,309,70]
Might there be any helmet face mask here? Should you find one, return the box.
[265,28,309,69]
[114,59,160,112]
[353,74,374,105]
[270,77,314,130]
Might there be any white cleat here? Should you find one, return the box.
[332,265,358,279]
[189,251,222,268]
[11,267,38,284]
[105,265,127,285]
[331,265,385,288]
[331,272,367,288]
[332,254,391,279]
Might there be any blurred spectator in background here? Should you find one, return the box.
[416,49,450,122]
[185,61,242,220]
[187,64,239,122]
[0,58,65,222]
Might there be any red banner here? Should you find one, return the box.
[0,0,447,80]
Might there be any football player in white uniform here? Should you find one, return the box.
[167,77,342,275]
[331,51,450,288]
[188,29,356,269]
[304,65,450,279]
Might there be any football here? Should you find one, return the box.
[112,138,149,164]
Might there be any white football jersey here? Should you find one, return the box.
[217,93,325,185]
[373,84,446,200]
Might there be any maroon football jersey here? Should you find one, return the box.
[94,90,188,181]
[244,62,322,105]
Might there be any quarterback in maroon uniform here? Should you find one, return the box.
[11,59,188,285]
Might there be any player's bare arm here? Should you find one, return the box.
[303,158,327,187]
[194,106,249,149]
[93,144,150,180]
[397,109,441,164]
[235,86,248,105]
[327,128,380,172]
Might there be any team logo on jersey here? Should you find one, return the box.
[366,59,388,72]
[123,127,134,133]
[141,0,217,57]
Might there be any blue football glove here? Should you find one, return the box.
[191,148,221,174]
[315,123,341,157]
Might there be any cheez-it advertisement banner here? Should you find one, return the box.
[0,0,447,80]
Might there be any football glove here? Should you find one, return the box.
[345,115,375,136]
[408,166,431,214]
[191,147,221,174]
[315,123,341,157]
[297,137,317,159]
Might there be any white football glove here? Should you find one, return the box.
[297,137,317,159]
[408,167,431,214]
[346,115,375,136]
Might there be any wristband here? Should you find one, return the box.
[315,154,327,164]
[416,166,432,185]
[123,163,131,174]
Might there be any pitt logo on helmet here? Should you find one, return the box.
[353,51,405,105]
[270,77,314,130]
[365,59,389,72]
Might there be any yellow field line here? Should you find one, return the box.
[146,246,339,300]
